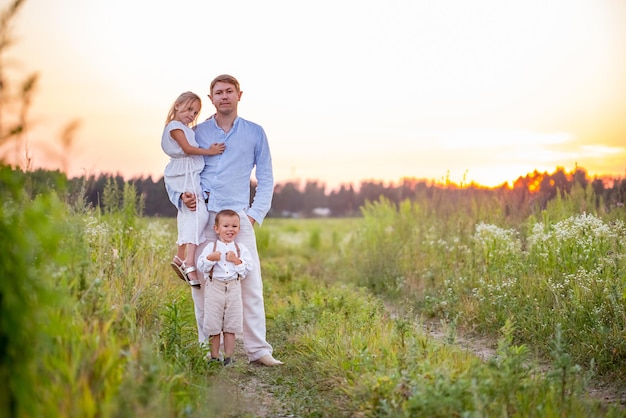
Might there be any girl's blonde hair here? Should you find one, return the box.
[165,91,201,125]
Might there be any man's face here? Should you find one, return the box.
[209,81,242,115]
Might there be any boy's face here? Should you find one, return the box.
[214,214,240,243]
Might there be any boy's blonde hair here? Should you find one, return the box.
[165,91,201,125]
[215,209,240,226]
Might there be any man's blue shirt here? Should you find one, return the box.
[167,116,274,225]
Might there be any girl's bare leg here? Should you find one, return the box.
[185,243,199,282]
[175,244,185,263]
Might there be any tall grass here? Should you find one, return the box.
[264,271,618,416]
[345,183,626,381]
[1,167,71,417]
[257,214,622,416]
[0,167,214,417]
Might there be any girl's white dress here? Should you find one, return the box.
[161,120,208,246]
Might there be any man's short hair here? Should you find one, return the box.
[210,74,240,95]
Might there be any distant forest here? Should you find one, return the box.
[11,165,626,220]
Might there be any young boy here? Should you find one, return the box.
[196,209,253,365]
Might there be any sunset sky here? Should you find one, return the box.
[4,0,626,189]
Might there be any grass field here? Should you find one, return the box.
[2,170,625,417]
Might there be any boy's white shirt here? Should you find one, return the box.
[197,239,254,280]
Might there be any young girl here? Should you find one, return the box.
[161,91,225,287]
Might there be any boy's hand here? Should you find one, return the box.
[225,251,242,265]
[206,251,221,261]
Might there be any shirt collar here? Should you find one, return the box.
[210,114,239,132]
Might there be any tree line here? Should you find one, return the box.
[9,165,626,220]
[266,167,625,221]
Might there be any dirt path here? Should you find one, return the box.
[422,318,626,410]
[211,310,625,416]
[205,338,292,417]
[381,299,626,410]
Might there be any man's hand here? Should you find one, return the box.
[182,192,197,211]
[247,215,256,226]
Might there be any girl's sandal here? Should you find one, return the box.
[170,256,188,283]
[184,265,201,288]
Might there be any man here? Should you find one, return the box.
[167,74,282,366]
